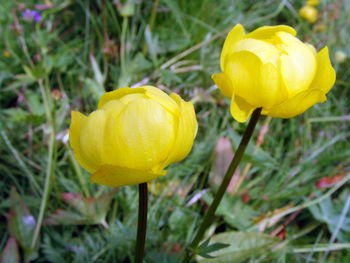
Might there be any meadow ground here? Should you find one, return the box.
[1,0,350,262]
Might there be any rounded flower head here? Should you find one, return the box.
[212,24,336,122]
[306,0,319,6]
[69,86,197,187]
[299,5,318,23]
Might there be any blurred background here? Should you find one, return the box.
[0,0,349,262]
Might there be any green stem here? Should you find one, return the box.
[135,183,148,263]
[31,79,57,250]
[142,0,160,55]
[0,130,41,195]
[120,16,128,77]
[67,145,90,197]
[182,108,262,263]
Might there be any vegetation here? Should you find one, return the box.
[1,0,349,262]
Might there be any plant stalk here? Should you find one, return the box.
[120,16,128,78]
[142,0,160,55]
[182,107,262,263]
[31,79,57,250]
[135,183,148,263]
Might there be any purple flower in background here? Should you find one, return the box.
[22,9,41,22]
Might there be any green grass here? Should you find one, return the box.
[1,0,350,262]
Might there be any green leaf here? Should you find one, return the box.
[45,189,118,227]
[202,192,257,230]
[3,107,45,125]
[0,237,20,263]
[162,0,189,38]
[26,90,45,116]
[308,193,350,242]
[22,63,47,81]
[90,55,105,88]
[197,231,279,263]
[82,78,105,99]
[44,209,91,225]
[144,25,158,62]
[160,69,182,86]
[197,238,230,259]
[120,2,135,17]
[169,207,197,241]
[131,53,152,73]
[3,108,28,123]
[227,128,278,169]
[7,188,37,260]
[10,74,36,87]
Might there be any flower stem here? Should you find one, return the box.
[135,182,148,263]
[182,107,262,263]
[142,0,160,55]
[31,79,57,250]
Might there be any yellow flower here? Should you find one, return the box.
[315,23,326,32]
[299,5,318,23]
[306,0,319,6]
[212,24,335,122]
[69,86,197,187]
[3,50,11,58]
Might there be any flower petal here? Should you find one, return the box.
[78,110,107,172]
[159,93,197,169]
[110,98,176,170]
[118,93,145,104]
[98,86,180,116]
[245,25,296,39]
[143,86,180,116]
[266,89,326,118]
[232,38,280,65]
[99,100,126,164]
[221,24,245,70]
[69,111,97,173]
[230,95,255,123]
[278,32,317,96]
[90,165,166,187]
[309,47,336,94]
[98,87,145,108]
[225,51,286,108]
[212,73,233,98]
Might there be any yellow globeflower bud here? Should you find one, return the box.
[315,24,326,32]
[3,51,11,58]
[299,5,318,23]
[307,0,319,6]
[69,86,198,187]
[212,24,336,122]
